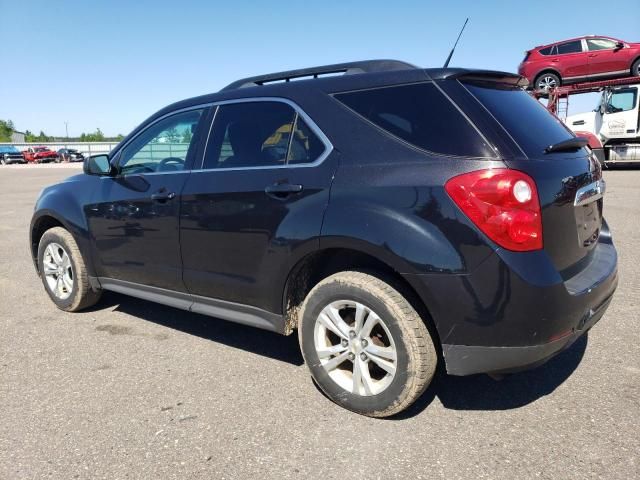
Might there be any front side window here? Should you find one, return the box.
[587,38,617,51]
[557,41,583,55]
[334,82,493,158]
[119,109,203,174]
[203,101,326,169]
[606,88,638,113]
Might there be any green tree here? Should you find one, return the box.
[181,129,193,144]
[0,120,13,142]
[164,127,181,143]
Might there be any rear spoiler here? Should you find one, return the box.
[450,71,530,89]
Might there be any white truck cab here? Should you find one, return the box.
[566,84,640,164]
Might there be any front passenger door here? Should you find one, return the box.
[87,108,206,291]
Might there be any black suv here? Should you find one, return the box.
[30,60,618,417]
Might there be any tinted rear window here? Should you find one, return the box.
[557,40,582,54]
[334,82,493,158]
[463,81,574,157]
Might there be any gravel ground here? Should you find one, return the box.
[0,165,638,479]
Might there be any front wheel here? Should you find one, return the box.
[535,72,561,92]
[38,227,102,311]
[298,271,437,417]
[632,59,640,77]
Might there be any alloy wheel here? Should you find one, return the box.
[537,75,557,91]
[43,243,74,300]
[313,300,397,396]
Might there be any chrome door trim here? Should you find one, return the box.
[197,96,334,171]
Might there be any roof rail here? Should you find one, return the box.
[220,59,417,91]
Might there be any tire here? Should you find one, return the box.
[298,271,437,417]
[37,227,102,312]
[534,72,561,92]
[0,158,6,165]
[632,58,640,77]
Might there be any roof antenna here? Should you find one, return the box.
[443,18,469,68]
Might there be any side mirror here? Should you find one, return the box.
[84,154,113,176]
[614,41,624,51]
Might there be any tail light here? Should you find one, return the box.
[445,168,543,252]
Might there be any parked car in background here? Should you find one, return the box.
[30,60,617,417]
[0,145,27,165]
[519,35,640,91]
[22,146,58,163]
[57,148,85,162]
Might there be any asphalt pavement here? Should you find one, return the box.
[0,165,638,479]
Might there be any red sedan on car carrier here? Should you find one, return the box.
[519,35,640,91]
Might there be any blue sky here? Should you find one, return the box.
[1,0,638,137]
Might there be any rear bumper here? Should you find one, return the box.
[404,227,618,376]
[442,291,613,375]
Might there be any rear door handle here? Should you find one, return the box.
[151,190,176,202]
[264,183,303,199]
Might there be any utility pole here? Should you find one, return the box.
[65,121,69,149]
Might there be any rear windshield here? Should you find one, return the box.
[463,81,573,157]
[334,82,494,158]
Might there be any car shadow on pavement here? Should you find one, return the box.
[95,292,304,366]
[93,292,588,416]
[395,335,589,419]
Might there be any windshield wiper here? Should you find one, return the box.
[544,137,588,154]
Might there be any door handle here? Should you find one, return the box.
[264,182,303,199]
[151,190,176,202]
[588,53,597,57]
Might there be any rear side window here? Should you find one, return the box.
[287,116,326,164]
[538,46,554,55]
[463,81,573,157]
[204,102,326,169]
[557,41,582,54]
[334,83,492,158]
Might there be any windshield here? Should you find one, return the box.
[0,146,20,154]
[34,147,47,152]
[463,80,574,157]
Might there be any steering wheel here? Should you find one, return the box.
[158,157,185,171]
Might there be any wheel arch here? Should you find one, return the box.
[281,246,442,353]
[534,68,562,84]
[30,209,95,278]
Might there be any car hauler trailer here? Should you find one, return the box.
[533,76,640,165]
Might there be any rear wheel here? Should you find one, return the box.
[298,271,437,417]
[38,227,102,311]
[535,72,561,92]
[632,59,640,77]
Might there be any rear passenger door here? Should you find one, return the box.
[179,99,336,314]
[555,40,589,80]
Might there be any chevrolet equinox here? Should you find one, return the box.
[30,60,618,417]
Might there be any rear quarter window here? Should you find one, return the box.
[334,82,495,158]
[462,81,574,157]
